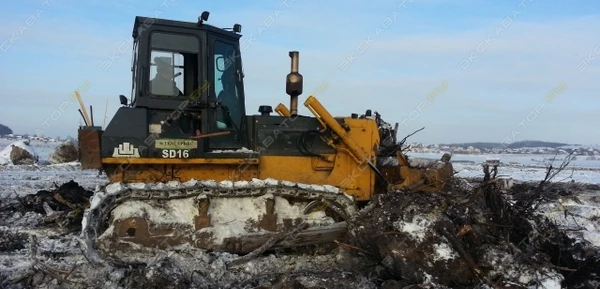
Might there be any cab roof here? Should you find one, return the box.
[132,16,242,40]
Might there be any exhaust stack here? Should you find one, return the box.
[286,51,303,116]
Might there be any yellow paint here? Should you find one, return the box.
[102,157,258,165]
[275,103,291,117]
[103,116,379,201]
[104,162,259,184]
[155,139,198,149]
[304,96,377,165]
[102,95,453,202]
[390,151,453,193]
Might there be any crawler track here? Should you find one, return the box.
[80,178,357,266]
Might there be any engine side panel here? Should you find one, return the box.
[249,115,336,156]
[249,115,380,200]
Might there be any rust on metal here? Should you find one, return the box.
[112,217,191,249]
[78,127,103,169]
[194,199,211,230]
[258,198,278,231]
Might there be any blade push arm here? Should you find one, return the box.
[304,96,370,163]
[304,95,388,184]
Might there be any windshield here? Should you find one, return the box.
[148,32,200,98]
[214,41,243,129]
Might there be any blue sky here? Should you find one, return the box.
[1,0,600,144]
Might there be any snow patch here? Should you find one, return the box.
[483,249,564,287]
[0,140,38,165]
[110,199,198,227]
[432,242,458,262]
[211,147,255,153]
[273,197,335,226]
[408,158,444,168]
[393,214,433,242]
[264,178,279,186]
[204,195,269,244]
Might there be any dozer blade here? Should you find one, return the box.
[80,178,357,266]
[378,152,454,193]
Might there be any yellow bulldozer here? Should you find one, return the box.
[78,12,454,265]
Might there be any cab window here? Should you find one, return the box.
[214,41,243,129]
[148,32,199,98]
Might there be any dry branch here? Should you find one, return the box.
[227,222,310,267]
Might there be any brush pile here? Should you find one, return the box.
[0,160,599,288]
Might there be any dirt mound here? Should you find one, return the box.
[10,145,37,165]
[347,180,600,288]
[0,140,39,165]
[48,140,78,164]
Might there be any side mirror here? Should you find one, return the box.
[119,95,128,106]
[215,56,225,72]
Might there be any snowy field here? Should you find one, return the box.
[0,139,107,197]
[407,151,600,184]
[0,139,599,288]
[0,139,57,164]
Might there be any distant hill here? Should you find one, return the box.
[439,140,571,150]
[0,124,12,135]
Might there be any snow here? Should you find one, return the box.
[211,147,256,153]
[393,214,433,242]
[0,165,106,199]
[204,195,269,243]
[432,243,458,262]
[1,147,600,287]
[453,162,600,184]
[110,199,198,227]
[87,176,349,251]
[0,139,56,163]
[538,192,600,247]
[408,151,600,172]
[535,276,564,289]
[483,250,564,288]
[0,140,38,165]
[273,197,335,225]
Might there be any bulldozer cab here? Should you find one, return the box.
[126,13,246,152]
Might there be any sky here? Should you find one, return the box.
[1,0,599,145]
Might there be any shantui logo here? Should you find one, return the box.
[112,142,140,158]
